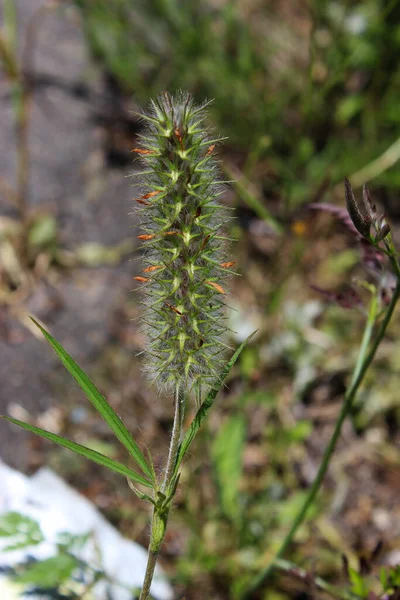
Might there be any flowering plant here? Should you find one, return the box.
[1,93,252,600]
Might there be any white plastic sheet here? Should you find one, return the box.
[0,462,173,600]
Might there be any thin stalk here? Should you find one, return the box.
[139,384,186,600]
[244,275,400,598]
[274,558,358,600]
[0,30,29,225]
[350,291,379,388]
[15,85,31,227]
[139,546,159,600]
[163,384,185,490]
[16,1,61,227]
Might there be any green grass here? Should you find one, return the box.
[75,0,400,212]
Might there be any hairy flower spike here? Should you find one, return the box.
[133,92,233,394]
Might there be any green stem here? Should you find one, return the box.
[15,84,31,228]
[243,277,400,598]
[139,546,159,600]
[163,384,185,490]
[139,384,185,600]
[350,290,379,388]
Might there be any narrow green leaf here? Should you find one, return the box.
[4,0,18,53]
[174,331,256,476]
[30,318,154,483]
[3,416,152,488]
[0,511,44,552]
[212,414,245,521]
[15,554,77,587]
[349,568,369,598]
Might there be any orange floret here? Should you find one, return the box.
[142,191,161,199]
[131,148,155,155]
[143,265,163,273]
[174,129,183,143]
[165,302,183,315]
[206,281,226,294]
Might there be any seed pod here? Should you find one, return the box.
[375,222,391,243]
[362,184,376,216]
[133,92,233,394]
[344,177,371,238]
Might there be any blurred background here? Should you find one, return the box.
[1,0,400,598]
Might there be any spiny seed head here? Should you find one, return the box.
[133,92,234,395]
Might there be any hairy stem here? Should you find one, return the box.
[244,274,400,598]
[139,385,185,600]
[139,547,159,600]
[163,384,185,490]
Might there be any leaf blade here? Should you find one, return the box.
[212,414,245,522]
[30,318,154,483]
[2,416,152,488]
[174,331,256,475]
[0,511,44,552]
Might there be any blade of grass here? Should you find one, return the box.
[223,161,282,234]
[173,331,256,476]
[30,318,154,483]
[2,416,152,488]
[4,0,18,53]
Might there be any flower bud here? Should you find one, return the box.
[344,177,371,238]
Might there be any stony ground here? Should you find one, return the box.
[0,0,141,468]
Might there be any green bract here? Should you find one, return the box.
[133,92,234,394]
